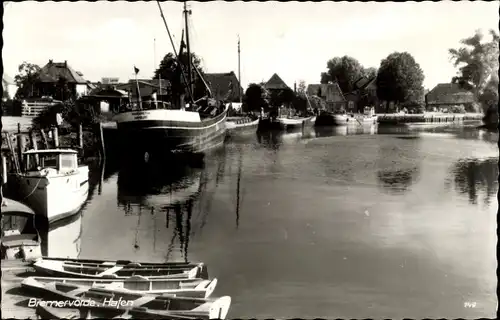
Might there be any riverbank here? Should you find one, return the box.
[377,112,483,125]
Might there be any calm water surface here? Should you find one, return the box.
[43,123,497,318]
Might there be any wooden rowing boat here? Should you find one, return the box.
[36,304,202,319]
[22,275,218,298]
[29,281,231,319]
[32,259,205,279]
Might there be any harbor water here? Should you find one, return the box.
[23,122,500,318]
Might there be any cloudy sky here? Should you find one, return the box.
[2,1,498,90]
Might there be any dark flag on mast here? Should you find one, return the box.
[134,66,140,74]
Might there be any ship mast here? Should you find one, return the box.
[156,1,194,105]
[238,35,242,103]
[184,1,194,104]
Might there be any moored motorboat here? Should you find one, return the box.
[315,106,377,126]
[1,198,42,261]
[32,258,205,279]
[29,281,231,319]
[22,276,218,298]
[277,115,316,131]
[225,116,260,134]
[6,149,89,223]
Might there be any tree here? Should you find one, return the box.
[244,83,268,112]
[153,51,206,101]
[449,29,499,113]
[320,56,365,93]
[362,67,378,80]
[297,80,306,95]
[14,61,41,99]
[376,52,425,112]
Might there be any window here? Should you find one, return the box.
[39,154,58,169]
[60,154,76,170]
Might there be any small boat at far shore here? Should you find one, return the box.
[31,281,231,319]
[32,258,205,279]
[277,115,316,131]
[22,276,218,298]
[225,116,260,134]
[315,107,378,126]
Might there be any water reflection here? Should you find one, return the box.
[314,125,376,137]
[112,153,227,262]
[450,157,498,205]
[376,136,422,194]
[38,212,83,258]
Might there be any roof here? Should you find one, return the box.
[1,198,35,216]
[264,73,290,90]
[23,149,78,154]
[306,83,345,102]
[426,83,476,105]
[204,71,242,101]
[353,76,376,91]
[38,60,87,84]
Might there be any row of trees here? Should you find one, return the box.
[319,53,425,112]
[317,28,498,115]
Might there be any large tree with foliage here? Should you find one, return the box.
[449,29,499,114]
[243,83,268,112]
[14,62,41,99]
[153,51,207,101]
[376,52,425,112]
[320,56,365,93]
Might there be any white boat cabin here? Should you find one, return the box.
[22,149,80,177]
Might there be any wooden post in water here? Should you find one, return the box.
[40,129,49,149]
[17,123,21,134]
[52,127,59,148]
[96,122,105,161]
[29,130,39,166]
[17,134,26,171]
[77,124,83,149]
[6,133,20,173]
[98,159,105,196]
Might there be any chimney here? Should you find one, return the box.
[49,59,53,64]
[294,82,297,93]
[64,60,67,67]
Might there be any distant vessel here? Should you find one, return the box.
[113,1,228,155]
[277,115,316,131]
[316,106,377,126]
[7,149,88,224]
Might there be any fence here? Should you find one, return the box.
[21,100,60,118]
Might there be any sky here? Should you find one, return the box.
[2,1,498,91]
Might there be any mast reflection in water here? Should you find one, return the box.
[116,155,226,262]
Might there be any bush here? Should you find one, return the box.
[32,99,101,131]
[449,105,466,113]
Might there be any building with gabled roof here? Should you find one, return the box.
[425,83,475,110]
[35,60,91,99]
[264,73,290,91]
[204,71,242,102]
[306,82,346,112]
